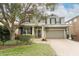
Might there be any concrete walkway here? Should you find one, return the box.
[48,39,79,56]
[33,39,49,44]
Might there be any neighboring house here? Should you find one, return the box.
[66,16,79,41]
[17,13,69,39]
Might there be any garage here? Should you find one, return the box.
[46,29,65,39]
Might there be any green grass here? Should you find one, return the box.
[0,43,56,56]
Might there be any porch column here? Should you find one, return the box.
[68,27,72,40]
[69,31,72,40]
[32,26,35,37]
[64,29,66,39]
[42,26,45,39]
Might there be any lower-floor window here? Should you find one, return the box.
[19,27,32,34]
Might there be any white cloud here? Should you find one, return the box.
[65,4,79,21]
[52,4,79,22]
[53,4,68,17]
[45,4,79,22]
[68,4,79,13]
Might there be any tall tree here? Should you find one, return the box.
[0,3,56,40]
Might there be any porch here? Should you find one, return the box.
[16,25,69,39]
[18,26,45,39]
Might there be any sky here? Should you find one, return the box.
[53,3,79,21]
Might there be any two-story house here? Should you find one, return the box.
[66,16,79,41]
[17,13,68,39]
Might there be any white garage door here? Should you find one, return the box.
[46,30,64,39]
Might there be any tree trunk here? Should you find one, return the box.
[10,31,15,40]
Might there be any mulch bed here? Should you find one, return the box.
[0,44,32,50]
[0,45,20,50]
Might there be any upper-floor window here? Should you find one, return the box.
[59,18,62,24]
[45,19,47,24]
[50,18,56,24]
[49,17,64,24]
[50,18,52,24]
[59,17,64,24]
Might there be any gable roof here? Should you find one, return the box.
[46,11,64,18]
[66,15,79,23]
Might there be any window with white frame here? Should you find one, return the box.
[50,18,56,24]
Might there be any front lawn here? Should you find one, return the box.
[0,43,56,56]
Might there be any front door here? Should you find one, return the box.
[35,27,42,38]
[38,29,41,38]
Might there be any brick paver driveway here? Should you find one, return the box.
[48,39,79,56]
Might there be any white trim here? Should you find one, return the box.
[42,26,45,39]
[64,29,66,39]
[32,26,35,36]
[46,29,65,30]
[25,29,27,34]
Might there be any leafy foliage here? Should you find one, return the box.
[19,34,32,45]
[0,26,10,45]
[0,3,56,40]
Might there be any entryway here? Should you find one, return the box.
[35,27,42,38]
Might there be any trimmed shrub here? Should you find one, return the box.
[19,34,32,45]
[5,40,22,46]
